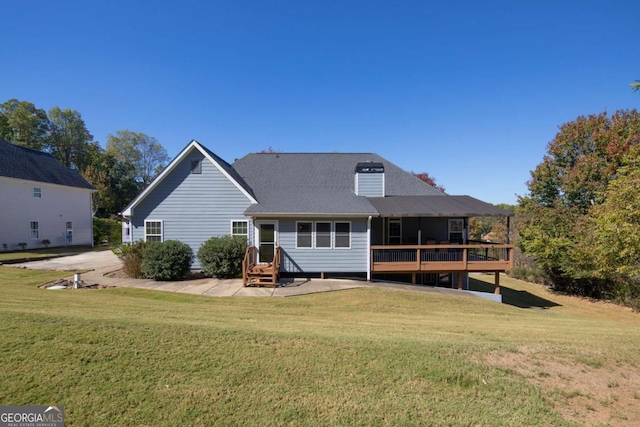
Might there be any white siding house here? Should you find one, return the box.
[0,139,94,250]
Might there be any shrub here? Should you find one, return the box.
[41,239,51,248]
[93,217,122,246]
[198,236,247,278]
[17,243,27,250]
[141,240,193,281]
[113,241,150,279]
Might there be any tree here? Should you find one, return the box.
[0,99,50,150]
[82,151,140,217]
[631,80,640,92]
[412,171,446,193]
[106,130,169,188]
[46,106,96,170]
[518,109,640,298]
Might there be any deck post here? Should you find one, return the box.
[412,273,416,285]
[321,272,325,280]
[494,272,500,294]
[457,273,463,290]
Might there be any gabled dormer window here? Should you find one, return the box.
[191,160,202,174]
[33,187,42,198]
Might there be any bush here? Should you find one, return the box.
[141,240,193,281]
[113,241,150,279]
[198,236,247,278]
[93,217,122,246]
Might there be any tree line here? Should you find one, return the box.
[0,99,169,218]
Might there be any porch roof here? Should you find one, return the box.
[367,195,513,217]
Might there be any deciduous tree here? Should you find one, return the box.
[412,171,445,193]
[0,99,50,150]
[46,106,96,170]
[519,109,640,298]
[106,130,169,187]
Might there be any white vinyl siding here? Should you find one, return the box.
[0,176,93,250]
[145,220,163,242]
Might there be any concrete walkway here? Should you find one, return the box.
[11,249,478,299]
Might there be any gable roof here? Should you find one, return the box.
[233,153,444,216]
[0,138,94,190]
[121,140,257,216]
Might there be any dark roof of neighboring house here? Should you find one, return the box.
[0,138,94,190]
[233,153,444,215]
[367,195,514,217]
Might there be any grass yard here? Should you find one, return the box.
[1,268,639,426]
[0,246,95,262]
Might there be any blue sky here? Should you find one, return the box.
[2,1,638,204]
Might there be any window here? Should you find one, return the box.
[33,187,41,198]
[145,220,163,242]
[191,160,202,174]
[388,219,402,245]
[30,221,39,239]
[315,222,331,248]
[231,220,248,238]
[296,222,312,248]
[449,219,464,244]
[334,222,351,248]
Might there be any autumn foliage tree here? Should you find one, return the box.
[518,109,640,304]
[412,172,445,193]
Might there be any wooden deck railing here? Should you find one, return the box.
[371,244,514,273]
[242,245,281,287]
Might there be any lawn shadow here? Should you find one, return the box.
[469,277,561,309]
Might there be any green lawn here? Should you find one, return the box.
[1,268,639,426]
[0,246,95,262]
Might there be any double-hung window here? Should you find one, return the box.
[145,220,163,242]
[296,222,312,248]
[334,222,351,248]
[295,221,351,249]
[30,221,39,239]
[33,187,42,198]
[315,222,332,248]
[231,220,249,239]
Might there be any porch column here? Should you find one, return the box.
[506,217,511,244]
[494,272,501,294]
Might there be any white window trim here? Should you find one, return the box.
[295,221,314,249]
[448,219,464,243]
[230,220,249,238]
[33,187,42,198]
[30,221,39,240]
[388,218,402,245]
[315,221,332,249]
[144,220,163,242]
[334,221,352,249]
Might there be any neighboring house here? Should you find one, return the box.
[0,138,95,250]
[122,140,513,296]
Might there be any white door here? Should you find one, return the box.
[255,221,278,263]
[65,221,73,245]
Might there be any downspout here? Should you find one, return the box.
[366,216,372,281]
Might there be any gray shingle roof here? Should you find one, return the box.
[233,153,443,215]
[367,195,514,217]
[0,138,94,190]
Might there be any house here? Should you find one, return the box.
[0,138,95,250]
[122,140,513,297]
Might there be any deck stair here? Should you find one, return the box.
[242,245,281,287]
